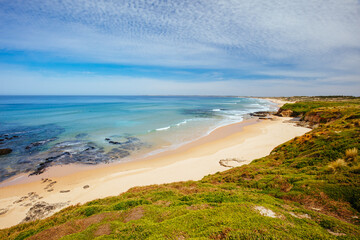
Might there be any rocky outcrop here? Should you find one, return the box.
[25,138,57,150]
[30,152,71,176]
[107,148,130,160]
[0,148,12,155]
[0,123,148,182]
[75,133,88,139]
[303,110,342,124]
[22,201,69,223]
[250,111,276,120]
[250,111,276,117]
[277,107,343,129]
[219,158,246,168]
[0,134,19,141]
[105,136,144,151]
[276,109,294,117]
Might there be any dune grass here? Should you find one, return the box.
[327,158,347,173]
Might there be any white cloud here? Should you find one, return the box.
[0,0,359,95]
[1,1,360,66]
[1,66,359,96]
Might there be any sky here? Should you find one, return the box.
[0,0,360,96]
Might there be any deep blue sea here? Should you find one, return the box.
[0,96,277,182]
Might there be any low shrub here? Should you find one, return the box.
[345,148,358,161]
[113,199,150,210]
[326,159,347,172]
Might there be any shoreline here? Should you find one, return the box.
[0,97,278,188]
[0,97,276,185]
[0,118,258,188]
[0,99,307,229]
[0,118,309,229]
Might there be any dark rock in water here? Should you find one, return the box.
[25,143,41,149]
[29,152,71,176]
[17,159,31,164]
[0,124,67,182]
[0,139,4,142]
[105,136,144,151]
[250,111,276,118]
[28,140,109,175]
[2,134,20,140]
[75,133,88,139]
[108,148,130,160]
[0,148,12,155]
[1,130,147,182]
[0,124,65,158]
[25,137,57,150]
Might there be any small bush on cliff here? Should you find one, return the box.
[345,147,358,161]
[326,158,347,172]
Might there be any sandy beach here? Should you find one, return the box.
[263,98,295,107]
[0,108,310,229]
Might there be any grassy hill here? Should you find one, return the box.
[1,98,360,239]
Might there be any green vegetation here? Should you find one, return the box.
[280,99,360,118]
[264,96,359,103]
[1,97,360,239]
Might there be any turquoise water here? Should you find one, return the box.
[0,96,276,181]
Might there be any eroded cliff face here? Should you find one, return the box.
[277,107,343,128]
[276,109,294,117]
[303,110,342,124]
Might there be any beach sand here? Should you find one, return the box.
[263,98,295,108]
[0,103,309,229]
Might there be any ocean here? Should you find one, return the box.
[0,96,277,182]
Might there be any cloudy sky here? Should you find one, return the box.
[0,0,359,96]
